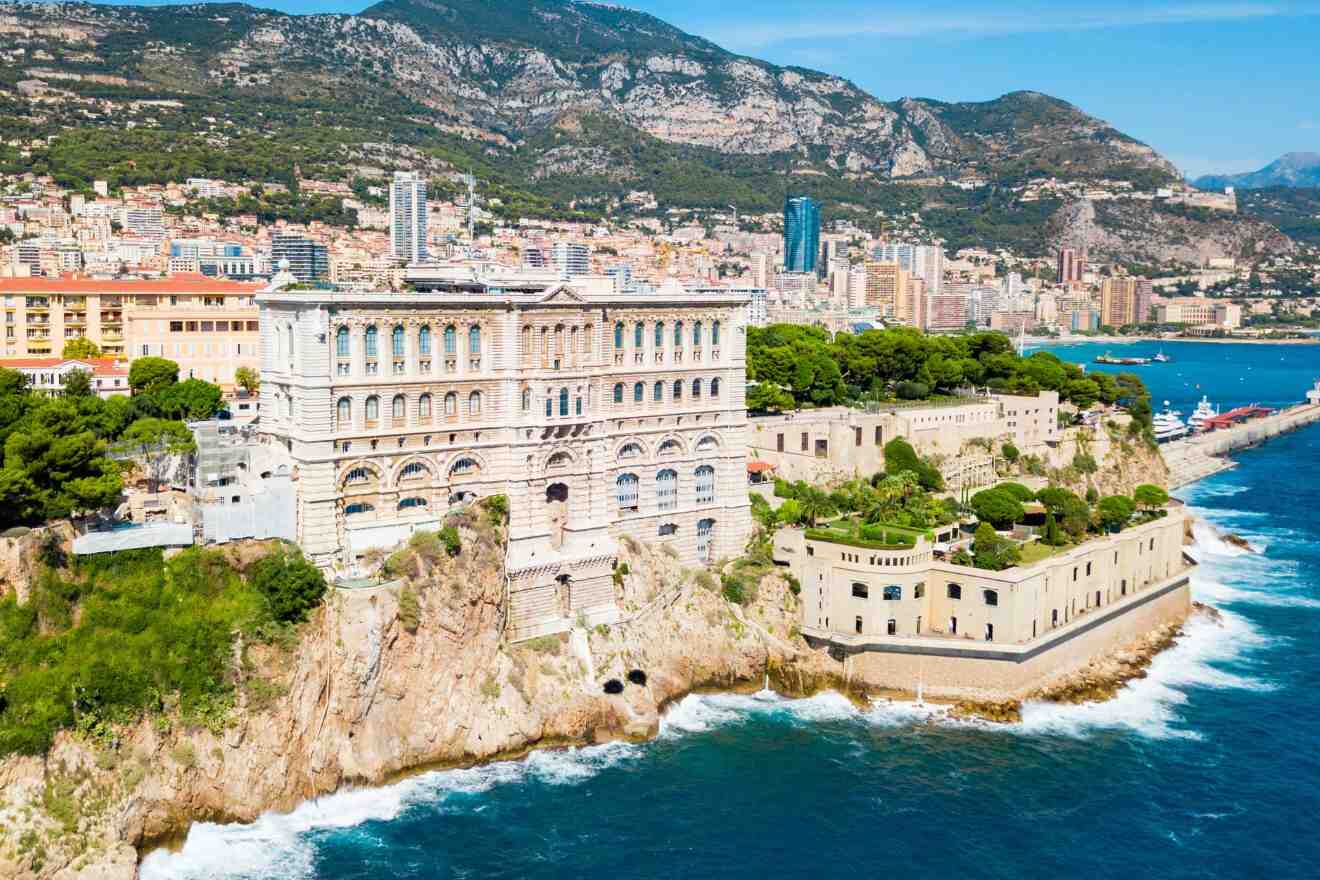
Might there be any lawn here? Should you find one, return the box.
[1017,540,1070,565]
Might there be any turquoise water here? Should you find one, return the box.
[142,342,1320,880]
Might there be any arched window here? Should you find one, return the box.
[444,392,457,416]
[613,383,624,404]
[614,322,624,349]
[337,397,351,425]
[468,325,481,355]
[418,393,432,420]
[392,325,405,357]
[547,451,572,469]
[400,462,427,480]
[619,442,642,460]
[654,322,664,347]
[364,325,378,358]
[673,320,684,346]
[468,391,482,415]
[521,326,532,359]
[883,585,902,601]
[656,469,678,511]
[712,320,721,345]
[451,457,479,476]
[697,518,715,561]
[653,381,664,402]
[335,326,350,358]
[633,382,644,403]
[392,394,406,420]
[522,388,531,411]
[659,438,681,456]
[559,386,569,417]
[616,473,639,511]
[634,322,644,347]
[984,589,999,607]
[444,325,457,355]
[584,324,593,353]
[345,467,370,485]
[398,497,428,510]
[947,583,962,600]
[693,321,703,345]
[710,377,721,398]
[365,396,379,422]
[345,502,373,516]
[672,380,683,400]
[692,379,702,399]
[695,465,715,504]
[696,435,717,452]
[419,325,432,356]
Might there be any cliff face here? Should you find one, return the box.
[0,518,825,879]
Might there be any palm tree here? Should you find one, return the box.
[796,485,835,528]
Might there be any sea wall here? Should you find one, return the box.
[812,571,1192,701]
[1164,403,1320,488]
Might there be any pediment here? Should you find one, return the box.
[536,284,586,304]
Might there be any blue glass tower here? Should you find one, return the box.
[783,196,820,274]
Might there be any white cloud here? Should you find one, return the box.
[711,2,1290,51]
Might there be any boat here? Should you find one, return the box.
[1095,352,1152,366]
[1187,395,1217,433]
[1153,349,1171,363]
[1152,403,1189,443]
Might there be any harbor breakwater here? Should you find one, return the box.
[1164,402,1320,488]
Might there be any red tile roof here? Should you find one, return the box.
[0,273,259,294]
[0,357,128,375]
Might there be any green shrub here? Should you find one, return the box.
[248,545,327,624]
[397,585,420,632]
[1001,442,1020,463]
[1072,452,1099,474]
[170,741,197,769]
[482,494,509,525]
[721,573,750,605]
[997,482,1035,502]
[1097,495,1137,531]
[970,488,1026,529]
[1133,484,1169,508]
[439,525,461,557]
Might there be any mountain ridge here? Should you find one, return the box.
[1194,152,1320,191]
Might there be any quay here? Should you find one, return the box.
[1164,386,1320,489]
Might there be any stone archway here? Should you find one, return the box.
[546,482,570,549]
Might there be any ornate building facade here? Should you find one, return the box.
[255,275,752,639]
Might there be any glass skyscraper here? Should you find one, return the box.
[782,196,820,274]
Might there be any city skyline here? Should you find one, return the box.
[104,0,1320,180]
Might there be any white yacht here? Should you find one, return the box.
[1187,396,1217,433]
[1153,349,1171,363]
[1152,402,1189,443]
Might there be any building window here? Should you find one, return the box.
[364,325,378,358]
[619,443,642,460]
[335,326,350,357]
[614,322,624,349]
[613,383,624,404]
[345,467,370,484]
[522,388,531,411]
[634,381,644,403]
[947,583,961,600]
[852,583,869,599]
[559,386,569,416]
[914,583,925,598]
[468,391,482,416]
[654,381,664,402]
[655,322,664,348]
[659,522,677,537]
[398,497,427,510]
[451,457,479,476]
[696,435,717,452]
[444,325,457,355]
[710,377,721,398]
[983,589,998,607]
[693,321,702,345]
[883,585,902,601]
[392,325,405,357]
[800,432,809,452]
[634,322,644,348]
[695,465,715,504]
[444,392,457,416]
[656,469,678,511]
[673,321,683,346]
[616,473,639,511]
[576,396,583,416]
[546,397,553,418]
[697,517,715,561]
[658,439,680,456]
[400,462,427,480]
[418,394,432,420]
[673,380,682,400]
[469,325,481,355]
[337,397,351,425]
[419,325,432,355]
[887,619,897,636]
[712,320,721,345]
[365,396,379,422]
[345,502,373,516]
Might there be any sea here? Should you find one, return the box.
[141,340,1320,880]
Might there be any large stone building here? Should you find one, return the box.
[255,273,753,639]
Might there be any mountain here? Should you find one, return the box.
[1195,153,1320,191]
[0,0,1288,263]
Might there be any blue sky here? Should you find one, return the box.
[114,0,1320,178]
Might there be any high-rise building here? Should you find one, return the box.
[874,242,942,295]
[1100,277,1139,327]
[389,171,429,263]
[783,196,820,274]
[1057,247,1087,285]
[895,277,926,328]
[551,242,590,278]
[1133,278,1155,325]
[927,289,971,331]
[750,252,772,289]
[862,261,908,316]
[270,234,329,282]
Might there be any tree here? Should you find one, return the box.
[972,522,1021,571]
[154,379,223,421]
[1000,441,1020,464]
[1133,484,1169,509]
[1097,495,1136,532]
[796,485,835,528]
[884,437,942,490]
[746,381,796,413]
[894,380,929,400]
[248,545,327,623]
[996,482,1034,502]
[234,366,259,394]
[129,357,179,395]
[1072,452,1099,475]
[118,418,196,492]
[1042,512,1063,546]
[1036,486,1090,539]
[970,489,1025,530]
[62,369,93,398]
[62,338,102,360]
